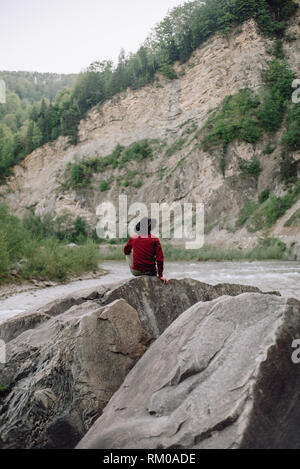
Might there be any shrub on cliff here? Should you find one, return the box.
[201,58,295,165]
[239,157,262,178]
[202,89,261,154]
[236,182,300,232]
[99,180,110,192]
[119,140,153,168]
[281,104,300,151]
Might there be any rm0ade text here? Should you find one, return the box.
[103,453,196,466]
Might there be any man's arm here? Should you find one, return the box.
[124,237,133,255]
[155,240,168,284]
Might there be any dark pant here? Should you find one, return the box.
[130,267,157,277]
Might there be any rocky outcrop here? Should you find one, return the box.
[0,277,275,449]
[100,277,274,338]
[0,299,150,449]
[77,294,300,450]
[0,283,113,344]
[0,277,272,343]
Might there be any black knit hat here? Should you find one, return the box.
[135,217,157,235]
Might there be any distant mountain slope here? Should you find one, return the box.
[0,71,77,103]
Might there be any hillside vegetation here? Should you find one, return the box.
[0,204,100,284]
[0,0,298,182]
[0,72,76,180]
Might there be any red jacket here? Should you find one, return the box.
[124,235,164,277]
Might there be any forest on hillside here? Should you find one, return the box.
[0,72,76,177]
[0,0,298,182]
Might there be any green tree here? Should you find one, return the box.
[71,217,87,242]
[0,232,9,278]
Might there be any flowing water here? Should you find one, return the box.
[0,260,299,325]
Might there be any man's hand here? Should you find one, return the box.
[160,276,169,285]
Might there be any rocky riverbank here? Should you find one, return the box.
[0,270,107,301]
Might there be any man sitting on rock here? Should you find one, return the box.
[124,217,169,284]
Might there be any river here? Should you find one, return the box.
[0,260,299,325]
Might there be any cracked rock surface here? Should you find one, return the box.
[77,294,300,450]
[0,299,149,449]
[0,277,283,449]
[0,277,271,344]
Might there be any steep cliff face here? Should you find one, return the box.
[1,11,299,249]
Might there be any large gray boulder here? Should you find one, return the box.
[0,299,149,449]
[0,283,112,344]
[0,277,272,344]
[0,277,281,449]
[100,277,272,338]
[77,294,300,450]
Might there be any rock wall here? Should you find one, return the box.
[0,12,299,249]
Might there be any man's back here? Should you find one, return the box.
[124,234,164,277]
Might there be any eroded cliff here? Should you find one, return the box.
[1,10,299,250]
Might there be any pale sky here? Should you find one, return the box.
[0,0,185,74]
